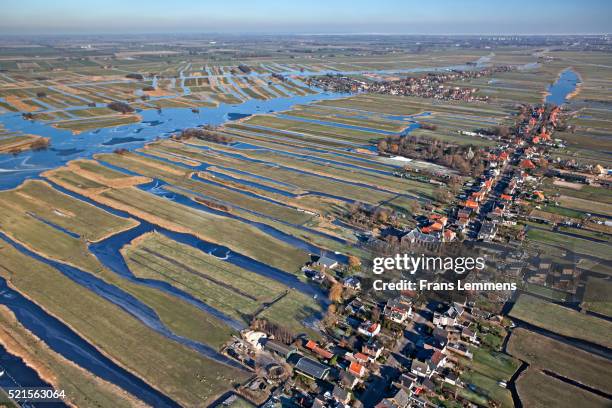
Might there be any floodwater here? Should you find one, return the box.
[0,59,520,404]
[545,68,580,105]
[0,277,179,407]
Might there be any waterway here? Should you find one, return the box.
[545,68,580,105]
[0,343,67,408]
[0,59,529,404]
[0,278,179,407]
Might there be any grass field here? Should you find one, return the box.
[581,277,612,317]
[509,294,612,348]
[508,328,612,395]
[0,241,249,406]
[0,306,143,408]
[522,282,571,302]
[461,347,520,382]
[53,114,141,133]
[459,370,514,408]
[526,228,611,261]
[122,232,287,323]
[516,368,608,408]
[0,180,138,242]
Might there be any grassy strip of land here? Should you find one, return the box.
[522,282,571,302]
[516,368,608,408]
[0,180,138,242]
[461,347,520,382]
[0,134,49,154]
[508,328,612,395]
[0,242,249,406]
[459,370,514,408]
[52,114,141,134]
[0,306,145,408]
[122,232,285,323]
[509,294,612,348]
[581,277,612,317]
[526,228,611,261]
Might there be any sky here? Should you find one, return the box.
[1,0,611,35]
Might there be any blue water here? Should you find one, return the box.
[545,69,580,105]
[0,231,244,371]
[0,343,67,408]
[0,91,350,190]
[0,59,505,404]
[0,277,179,407]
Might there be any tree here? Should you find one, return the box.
[371,306,381,322]
[377,140,388,152]
[433,188,452,204]
[329,283,344,303]
[348,255,361,270]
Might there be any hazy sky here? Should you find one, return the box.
[2,0,611,35]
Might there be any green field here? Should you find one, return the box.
[516,369,608,408]
[0,241,249,406]
[581,277,612,317]
[0,306,143,408]
[508,328,612,395]
[509,294,612,348]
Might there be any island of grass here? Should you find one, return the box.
[508,328,612,395]
[516,368,608,408]
[0,134,49,154]
[581,276,612,317]
[509,294,612,349]
[122,232,322,332]
[0,306,144,408]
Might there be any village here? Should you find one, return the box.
[306,66,516,103]
[216,75,611,408]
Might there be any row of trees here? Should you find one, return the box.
[173,127,234,144]
[378,134,485,176]
[107,101,134,114]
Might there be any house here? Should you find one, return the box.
[439,368,459,386]
[395,373,418,391]
[358,321,381,337]
[464,199,479,210]
[445,342,473,359]
[461,327,478,344]
[354,352,369,364]
[478,221,497,242]
[362,339,384,360]
[376,388,411,408]
[443,229,456,242]
[401,227,439,244]
[294,356,331,380]
[348,361,367,378]
[383,296,413,324]
[315,256,339,270]
[426,350,446,373]
[520,159,536,170]
[332,385,351,406]
[305,340,334,360]
[343,276,361,291]
[410,359,430,378]
[433,303,463,327]
[431,327,448,349]
[311,397,326,408]
[340,371,360,390]
[345,299,368,316]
